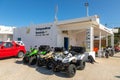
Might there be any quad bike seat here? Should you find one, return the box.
[69,46,86,55]
[39,45,51,53]
[53,47,65,56]
[54,47,64,52]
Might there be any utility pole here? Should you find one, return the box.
[84,2,89,17]
[54,4,58,22]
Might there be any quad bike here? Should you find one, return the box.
[108,46,115,57]
[52,46,86,77]
[23,46,39,65]
[104,46,115,58]
[104,47,110,58]
[37,45,54,69]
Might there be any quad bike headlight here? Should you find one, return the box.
[62,57,69,63]
[63,51,69,55]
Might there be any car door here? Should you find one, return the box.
[0,43,6,58]
[0,42,15,58]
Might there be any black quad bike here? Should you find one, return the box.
[108,46,115,57]
[104,46,115,58]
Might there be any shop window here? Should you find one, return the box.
[7,35,13,40]
[62,30,68,35]
[18,38,21,41]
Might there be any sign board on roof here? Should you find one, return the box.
[112,29,118,33]
[0,26,15,34]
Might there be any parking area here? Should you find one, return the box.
[0,52,120,80]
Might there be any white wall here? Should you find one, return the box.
[3,35,7,41]
[0,26,15,41]
[76,31,86,46]
[69,30,86,47]
[0,25,15,34]
[56,30,86,48]
[13,24,58,50]
[56,29,64,47]
[0,34,12,41]
[69,31,77,46]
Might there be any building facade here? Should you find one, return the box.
[0,25,15,41]
[13,15,114,59]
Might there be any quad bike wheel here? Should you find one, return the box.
[110,52,114,57]
[52,63,60,72]
[46,61,53,70]
[52,66,60,72]
[77,61,85,70]
[23,56,29,64]
[29,56,37,65]
[105,53,109,58]
[37,59,44,67]
[67,64,76,77]
[52,68,60,72]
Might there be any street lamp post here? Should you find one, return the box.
[84,2,89,17]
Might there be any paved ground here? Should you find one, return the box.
[0,52,120,80]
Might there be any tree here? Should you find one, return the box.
[114,28,120,46]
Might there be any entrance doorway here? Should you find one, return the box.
[64,37,69,50]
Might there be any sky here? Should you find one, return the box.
[0,0,120,28]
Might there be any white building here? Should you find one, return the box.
[0,25,15,41]
[112,28,119,33]
[13,15,114,59]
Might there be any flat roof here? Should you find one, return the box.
[57,15,113,35]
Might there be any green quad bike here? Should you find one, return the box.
[23,46,39,65]
[37,45,54,69]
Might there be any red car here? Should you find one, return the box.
[115,46,120,52]
[0,41,3,46]
[0,41,26,59]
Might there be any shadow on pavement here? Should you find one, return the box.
[36,67,70,78]
[36,67,54,75]
[15,60,37,69]
[113,56,120,58]
[54,72,70,78]
[115,76,120,78]
[28,65,37,68]
[0,57,15,60]
[14,59,72,78]
[15,60,23,64]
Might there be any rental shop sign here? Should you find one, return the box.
[35,27,51,36]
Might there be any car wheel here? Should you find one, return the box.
[67,64,76,77]
[18,52,24,58]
